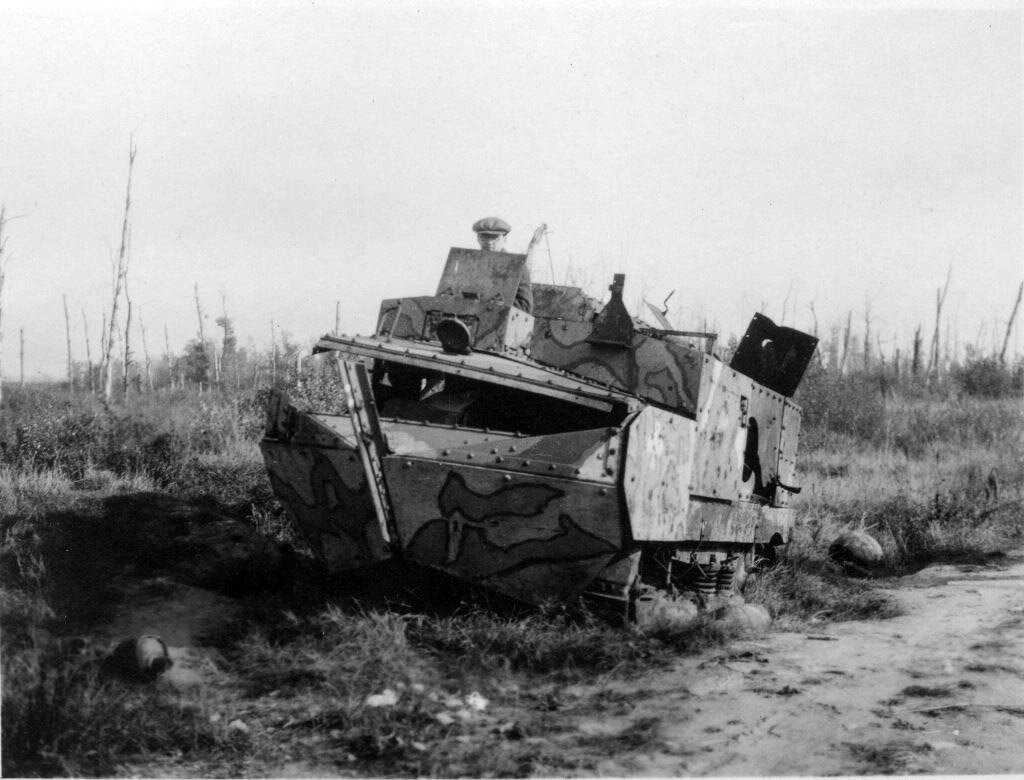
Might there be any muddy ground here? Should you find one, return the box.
[29,494,1024,776]
[555,553,1024,776]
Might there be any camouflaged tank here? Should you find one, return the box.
[261,237,818,622]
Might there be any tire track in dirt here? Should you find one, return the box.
[559,551,1024,776]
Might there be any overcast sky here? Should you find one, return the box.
[2,1,1021,380]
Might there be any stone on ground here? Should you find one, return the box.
[713,603,772,634]
[829,530,884,567]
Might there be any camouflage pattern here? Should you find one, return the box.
[531,318,703,415]
[385,460,622,604]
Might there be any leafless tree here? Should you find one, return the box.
[926,264,952,380]
[101,140,137,402]
[82,308,95,393]
[194,282,209,386]
[136,306,153,392]
[122,278,133,395]
[781,280,796,325]
[63,294,74,389]
[999,281,1023,364]
[839,311,852,375]
[164,324,174,389]
[270,319,277,383]
[805,301,825,368]
[0,206,8,403]
[862,299,872,371]
[912,325,922,376]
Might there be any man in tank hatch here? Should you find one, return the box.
[472,216,533,314]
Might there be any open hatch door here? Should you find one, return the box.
[730,313,818,397]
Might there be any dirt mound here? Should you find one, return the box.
[100,492,295,591]
[2,492,302,639]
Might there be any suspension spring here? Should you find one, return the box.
[716,564,735,593]
[695,564,717,598]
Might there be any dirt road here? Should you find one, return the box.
[541,551,1024,776]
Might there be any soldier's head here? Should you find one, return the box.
[472,216,510,252]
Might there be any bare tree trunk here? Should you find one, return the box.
[803,302,824,368]
[781,282,793,325]
[19,327,25,386]
[102,140,137,403]
[807,300,819,338]
[862,300,872,371]
[193,282,208,386]
[951,311,960,366]
[839,311,852,375]
[63,293,74,390]
[827,324,839,371]
[164,324,173,389]
[82,309,94,394]
[912,325,922,376]
[0,206,8,404]
[270,319,277,383]
[335,300,340,336]
[943,315,952,376]
[115,315,124,383]
[218,291,230,387]
[927,265,952,381]
[138,308,153,392]
[999,281,1023,364]
[122,286,133,396]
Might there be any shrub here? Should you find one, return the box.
[0,387,269,501]
[794,366,887,446]
[952,357,1023,398]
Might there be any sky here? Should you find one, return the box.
[1,0,1021,380]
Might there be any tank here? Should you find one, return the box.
[260,234,818,623]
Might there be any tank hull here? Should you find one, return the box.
[260,250,816,619]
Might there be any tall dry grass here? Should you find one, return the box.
[2,371,1022,775]
[746,384,1024,625]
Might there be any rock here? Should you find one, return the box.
[829,530,883,568]
[227,719,249,733]
[713,603,772,634]
[465,691,489,711]
[634,591,699,627]
[105,634,172,681]
[365,688,399,707]
[135,635,172,676]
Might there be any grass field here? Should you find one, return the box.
[2,373,1022,776]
